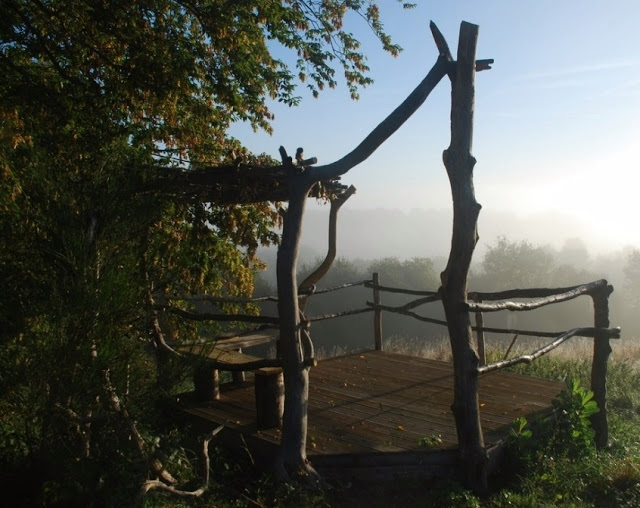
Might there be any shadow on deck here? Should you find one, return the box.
[180,350,564,481]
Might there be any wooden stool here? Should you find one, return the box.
[194,365,220,401]
[254,367,284,429]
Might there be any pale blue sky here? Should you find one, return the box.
[231,1,640,253]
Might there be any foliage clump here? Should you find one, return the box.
[0,0,412,504]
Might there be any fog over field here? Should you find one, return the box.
[255,205,640,346]
[297,206,623,260]
[259,205,636,272]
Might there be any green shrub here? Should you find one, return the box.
[549,379,600,457]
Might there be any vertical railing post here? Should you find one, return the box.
[373,272,383,351]
[475,299,486,366]
[590,283,614,449]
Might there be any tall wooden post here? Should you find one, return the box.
[271,25,451,481]
[438,21,489,495]
[275,148,319,481]
[590,283,614,448]
[373,272,383,351]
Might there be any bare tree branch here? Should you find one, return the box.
[102,369,177,485]
[478,328,582,375]
[299,185,357,308]
[307,41,450,180]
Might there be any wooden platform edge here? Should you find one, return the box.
[311,439,509,482]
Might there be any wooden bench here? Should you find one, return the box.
[176,328,284,428]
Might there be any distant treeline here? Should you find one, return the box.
[255,237,640,353]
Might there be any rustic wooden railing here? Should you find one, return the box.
[159,271,620,447]
[364,274,620,448]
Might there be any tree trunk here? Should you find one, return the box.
[439,21,488,495]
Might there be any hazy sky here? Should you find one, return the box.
[231,1,640,253]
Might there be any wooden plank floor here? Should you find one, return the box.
[182,350,564,476]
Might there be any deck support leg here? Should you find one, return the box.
[232,348,246,384]
[194,365,220,402]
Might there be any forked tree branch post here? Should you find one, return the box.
[438,21,492,494]
[273,24,453,481]
[275,148,318,481]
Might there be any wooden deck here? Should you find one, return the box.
[181,350,564,480]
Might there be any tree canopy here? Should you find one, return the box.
[0,0,414,503]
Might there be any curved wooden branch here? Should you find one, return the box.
[103,369,177,486]
[143,252,184,357]
[366,301,449,327]
[139,424,225,499]
[478,328,586,375]
[370,294,442,312]
[299,185,357,302]
[308,53,449,180]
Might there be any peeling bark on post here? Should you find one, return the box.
[590,283,614,449]
[439,21,488,494]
